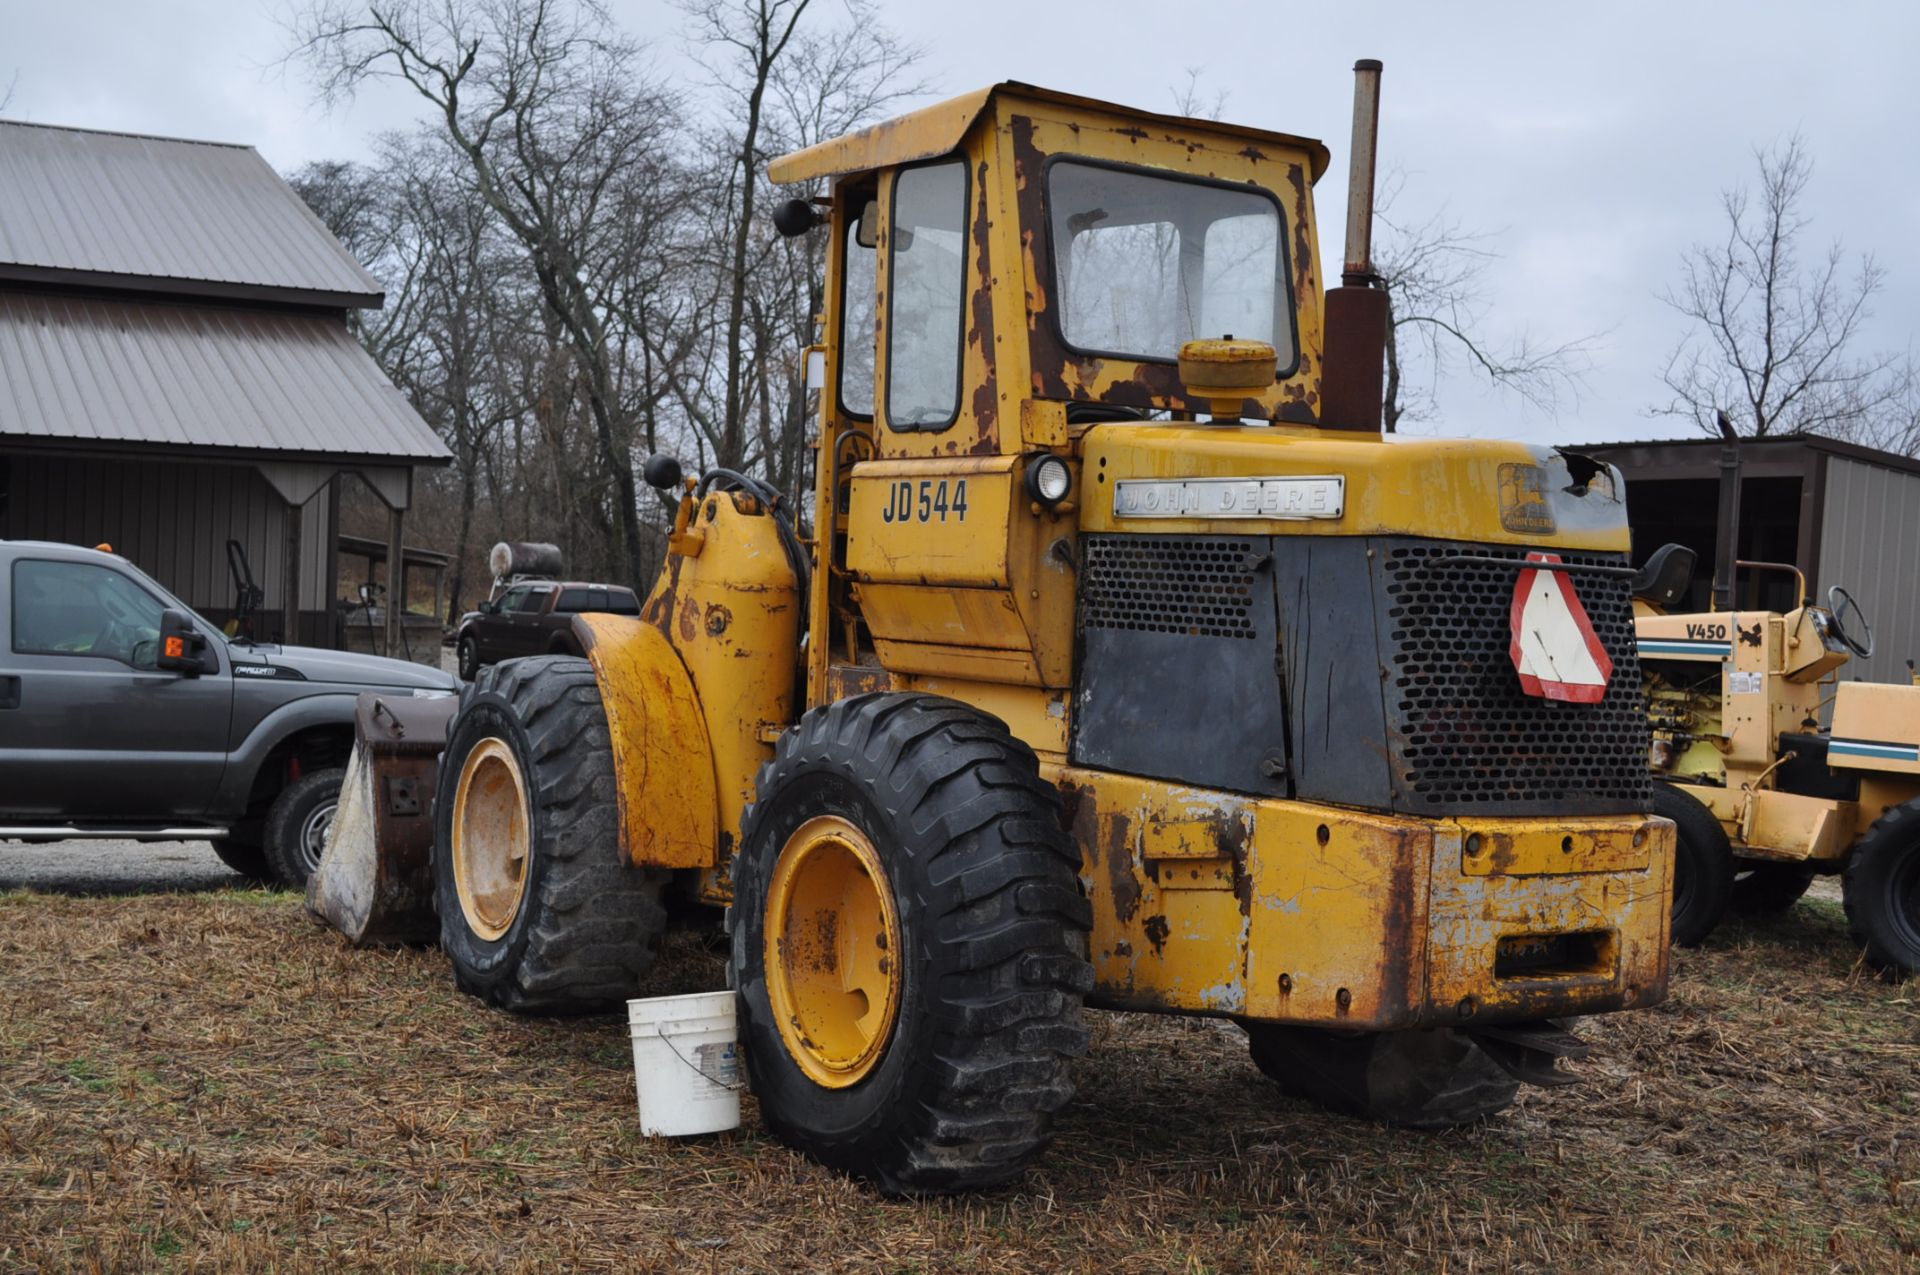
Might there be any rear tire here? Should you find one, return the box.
[1843,800,1920,976]
[1655,781,1733,946]
[262,768,346,890]
[434,656,668,1013]
[1243,1025,1519,1128]
[1730,861,1817,913]
[731,693,1093,1195]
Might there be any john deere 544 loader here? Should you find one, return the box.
[418,63,1674,1193]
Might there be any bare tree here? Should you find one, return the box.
[682,0,810,474]
[1373,171,1596,432]
[1656,133,1909,441]
[290,0,681,588]
[646,0,921,497]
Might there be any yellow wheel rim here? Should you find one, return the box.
[451,737,532,942]
[764,815,904,1089]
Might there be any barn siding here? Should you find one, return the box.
[1816,454,1920,685]
[0,452,335,644]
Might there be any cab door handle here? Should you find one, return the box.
[0,675,19,709]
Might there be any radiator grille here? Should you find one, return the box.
[1080,537,1260,640]
[1381,542,1650,812]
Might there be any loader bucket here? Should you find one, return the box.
[306,691,458,945]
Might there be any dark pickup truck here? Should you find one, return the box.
[453,580,640,680]
[0,540,458,887]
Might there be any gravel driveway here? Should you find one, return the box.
[0,838,250,895]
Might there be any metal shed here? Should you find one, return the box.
[0,119,449,655]
[1577,435,1920,685]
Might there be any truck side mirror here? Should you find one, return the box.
[157,608,208,675]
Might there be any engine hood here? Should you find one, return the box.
[229,643,457,692]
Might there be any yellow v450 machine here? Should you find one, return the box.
[355,64,1675,1193]
[1633,431,1920,972]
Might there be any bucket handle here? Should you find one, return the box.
[640,1019,746,1093]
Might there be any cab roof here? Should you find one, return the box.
[767,81,1332,187]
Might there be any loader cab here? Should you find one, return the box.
[795,83,1333,465]
[785,83,1337,706]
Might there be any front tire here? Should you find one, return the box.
[1843,800,1920,976]
[457,635,480,681]
[731,693,1093,1195]
[262,768,346,890]
[1655,781,1733,946]
[434,656,668,1012]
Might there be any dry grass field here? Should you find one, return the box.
[1,882,1914,1273]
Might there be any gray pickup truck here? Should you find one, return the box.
[0,540,457,887]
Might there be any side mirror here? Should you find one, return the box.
[643,454,684,491]
[156,609,208,675]
[772,197,820,238]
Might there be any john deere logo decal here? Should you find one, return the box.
[1498,463,1556,535]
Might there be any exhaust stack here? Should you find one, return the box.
[1341,59,1384,283]
[1712,410,1743,613]
[1319,59,1389,432]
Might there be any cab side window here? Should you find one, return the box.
[885,159,968,431]
[513,588,553,614]
[12,559,165,669]
[555,588,592,613]
[840,216,878,419]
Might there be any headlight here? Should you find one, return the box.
[1025,455,1072,506]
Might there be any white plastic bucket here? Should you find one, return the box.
[626,990,741,1136]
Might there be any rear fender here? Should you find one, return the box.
[574,614,720,869]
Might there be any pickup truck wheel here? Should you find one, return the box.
[209,837,270,882]
[1843,799,1920,976]
[457,635,480,681]
[262,768,346,890]
[434,656,668,1013]
[1655,781,1733,947]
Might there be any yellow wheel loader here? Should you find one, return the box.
[343,64,1677,1193]
[1633,430,1920,972]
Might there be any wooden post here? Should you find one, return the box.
[284,499,303,645]
[385,505,405,660]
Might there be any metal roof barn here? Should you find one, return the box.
[0,119,449,658]
[1578,434,1920,687]
[0,121,382,306]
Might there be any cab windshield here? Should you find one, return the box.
[1047,160,1294,371]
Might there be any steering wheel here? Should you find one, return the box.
[1827,585,1874,658]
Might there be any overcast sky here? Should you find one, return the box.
[4,1,1916,448]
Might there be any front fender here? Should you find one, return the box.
[214,691,363,814]
[574,614,719,869]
